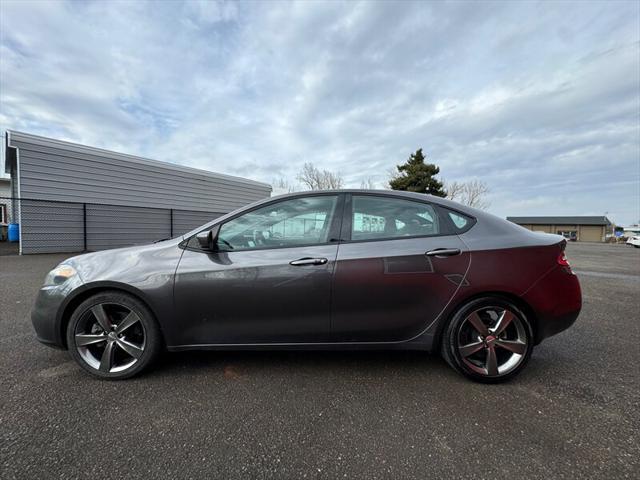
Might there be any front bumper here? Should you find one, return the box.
[523,266,582,344]
[31,276,84,349]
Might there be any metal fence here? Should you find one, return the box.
[0,197,223,254]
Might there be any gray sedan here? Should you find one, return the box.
[31,190,581,382]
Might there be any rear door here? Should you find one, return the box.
[330,194,471,342]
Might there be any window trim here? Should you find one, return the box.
[340,193,476,244]
[182,192,346,253]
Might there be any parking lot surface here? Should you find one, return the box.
[1,242,639,479]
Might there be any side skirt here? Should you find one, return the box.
[167,335,436,353]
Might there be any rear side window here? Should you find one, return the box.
[350,195,440,241]
[438,207,475,234]
[448,212,469,229]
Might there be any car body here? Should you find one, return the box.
[626,236,640,247]
[31,190,582,382]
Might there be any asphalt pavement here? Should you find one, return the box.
[1,242,638,479]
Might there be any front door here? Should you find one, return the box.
[330,194,471,342]
[173,194,343,346]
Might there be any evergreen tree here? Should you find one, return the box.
[389,148,446,197]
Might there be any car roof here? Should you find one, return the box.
[268,189,474,213]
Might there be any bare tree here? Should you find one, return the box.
[445,179,491,209]
[272,177,296,194]
[360,178,376,189]
[445,181,465,202]
[464,180,491,209]
[384,167,398,189]
[297,162,344,190]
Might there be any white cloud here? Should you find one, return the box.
[0,0,638,224]
[184,0,239,26]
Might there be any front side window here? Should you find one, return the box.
[351,195,440,241]
[217,195,339,250]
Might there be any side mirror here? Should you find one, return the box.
[196,225,221,251]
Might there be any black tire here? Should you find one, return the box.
[441,296,534,383]
[66,291,163,380]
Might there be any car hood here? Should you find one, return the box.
[62,238,185,285]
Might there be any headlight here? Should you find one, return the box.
[43,264,77,287]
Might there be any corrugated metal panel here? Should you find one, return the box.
[17,149,267,209]
[172,210,223,236]
[9,131,270,187]
[8,130,272,254]
[86,204,171,251]
[16,201,226,254]
[15,148,269,211]
[20,200,84,254]
[9,131,271,212]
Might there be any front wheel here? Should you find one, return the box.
[441,297,534,383]
[66,291,163,379]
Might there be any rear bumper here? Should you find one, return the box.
[523,266,582,343]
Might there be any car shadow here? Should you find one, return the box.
[151,348,451,378]
[145,346,569,386]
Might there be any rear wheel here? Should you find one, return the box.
[66,291,162,379]
[441,297,534,383]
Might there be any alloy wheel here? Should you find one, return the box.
[457,306,528,377]
[74,302,146,373]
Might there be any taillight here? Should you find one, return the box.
[557,250,574,274]
[557,251,570,267]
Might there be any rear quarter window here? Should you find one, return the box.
[449,212,469,229]
[437,206,476,234]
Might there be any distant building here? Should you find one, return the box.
[506,216,612,242]
[4,131,271,254]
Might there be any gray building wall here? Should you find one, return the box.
[6,131,271,254]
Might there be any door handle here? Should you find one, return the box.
[425,248,461,257]
[290,257,328,266]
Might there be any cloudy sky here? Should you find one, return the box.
[1,0,638,224]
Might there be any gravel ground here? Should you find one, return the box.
[1,242,638,479]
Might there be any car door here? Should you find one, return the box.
[172,194,344,346]
[330,194,471,342]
